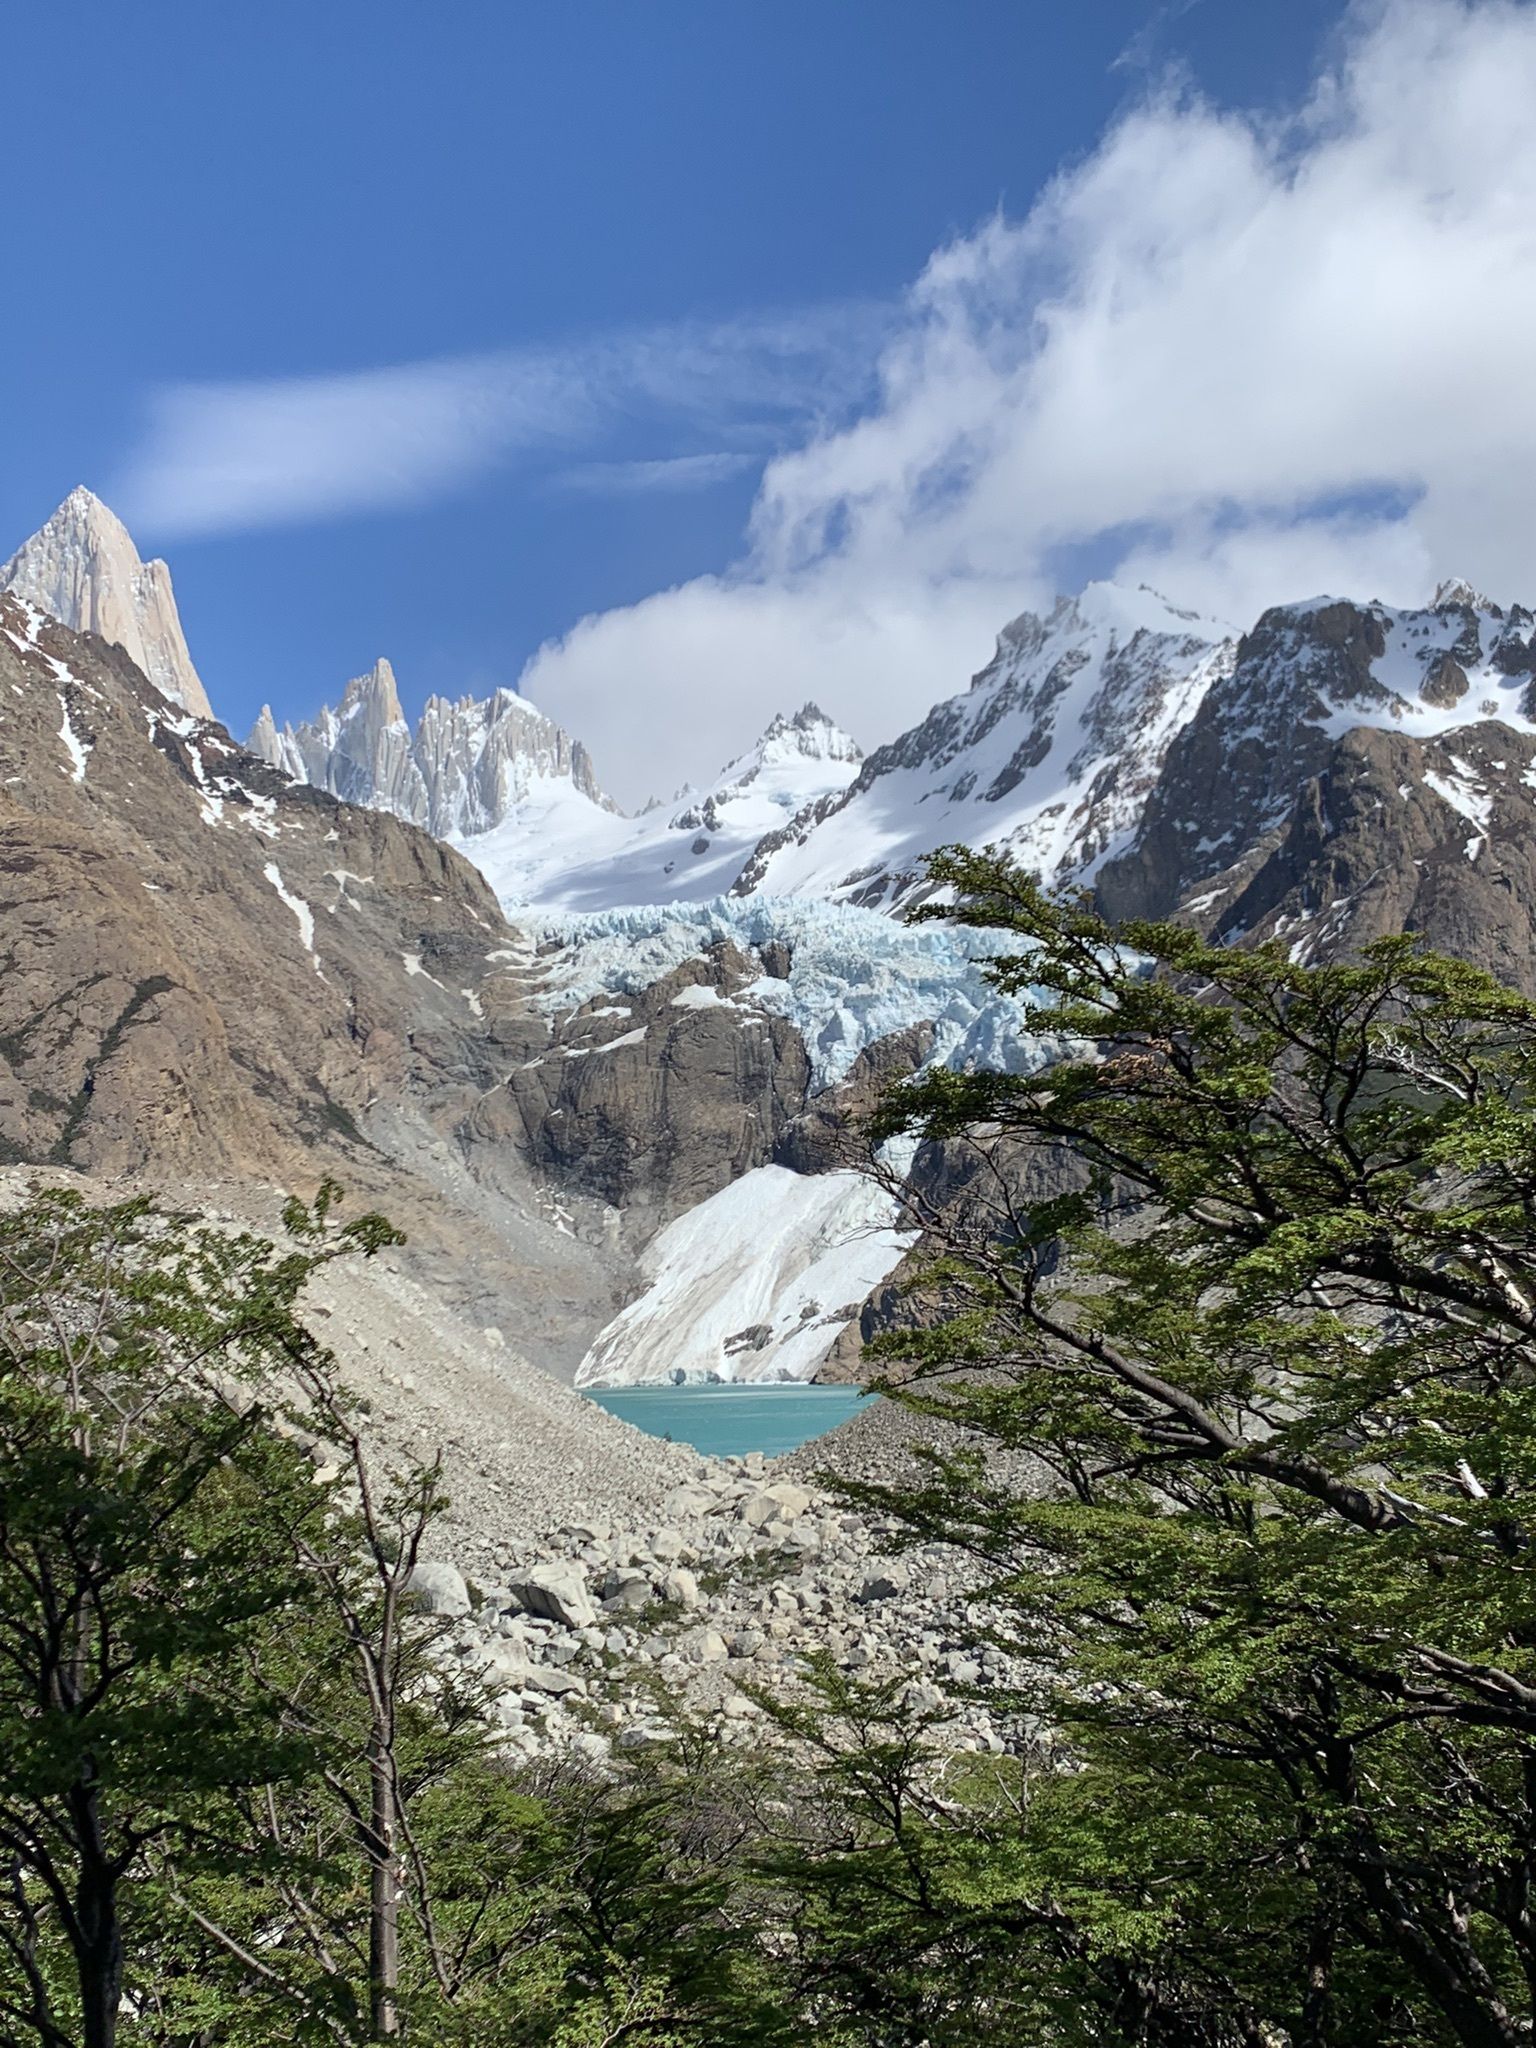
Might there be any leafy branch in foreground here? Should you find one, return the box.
[0,1184,396,2048]
[847,847,1536,2047]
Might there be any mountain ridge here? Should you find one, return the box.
[13,487,1536,1391]
[248,660,615,839]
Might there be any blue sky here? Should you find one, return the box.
[5,1,1535,803]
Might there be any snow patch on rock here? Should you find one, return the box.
[262,862,317,960]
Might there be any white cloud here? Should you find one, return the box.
[557,452,757,495]
[118,354,586,535]
[115,309,879,538]
[519,0,1536,806]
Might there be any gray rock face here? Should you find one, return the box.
[249,673,615,838]
[1097,590,1536,926]
[2,488,213,719]
[472,942,813,1233]
[0,590,506,1182]
[1190,720,1536,992]
[774,1022,935,1175]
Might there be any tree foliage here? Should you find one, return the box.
[0,1185,396,2046]
[842,846,1536,2046]
[0,1187,793,2048]
[20,850,1536,2048]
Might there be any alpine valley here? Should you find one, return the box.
[10,489,1536,1406]
[6,479,1536,1766]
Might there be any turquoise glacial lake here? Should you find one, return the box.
[587,1383,871,1459]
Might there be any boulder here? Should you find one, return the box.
[520,1666,587,1699]
[403,1561,471,1617]
[860,1563,911,1602]
[666,1485,717,1520]
[617,1724,675,1751]
[738,1482,812,1529]
[504,1563,597,1629]
[603,1579,653,1615]
[682,1627,730,1665]
[478,1641,534,1685]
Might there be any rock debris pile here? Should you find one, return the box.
[408,1457,1020,1764]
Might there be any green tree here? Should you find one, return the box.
[842,849,1536,2047]
[0,1185,396,2048]
[0,1182,795,2048]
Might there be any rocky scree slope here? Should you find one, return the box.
[396,1450,1038,1769]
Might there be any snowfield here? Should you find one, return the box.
[456,704,863,914]
[576,1164,916,1387]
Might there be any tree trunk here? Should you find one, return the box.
[70,1779,121,2048]
[1299,1890,1335,2045]
[367,1729,400,2039]
[73,1875,121,2048]
[77,1929,122,2048]
[1357,1862,1524,2048]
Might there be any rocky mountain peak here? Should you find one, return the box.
[1434,575,1498,614]
[1,487,214,720]
[250,671,616,840]
[751,703,863,770]
[247,703,286,764]
[1097,583,1536,926]
[730,578,1236,908]
[339,656,407,730]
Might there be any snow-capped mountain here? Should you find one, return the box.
[1,488,213,719]
[15,479,1536,1394]
[459,702,863,912]
[728,583,1236,909]
[248,665,614,839]
[1098,582,1536,924]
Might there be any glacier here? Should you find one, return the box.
[576,1164,915,1387]
[458,702,862,914]
[526,893,1061,1092]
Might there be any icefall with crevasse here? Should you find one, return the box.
[526,893,1062,1092]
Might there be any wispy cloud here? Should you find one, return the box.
[1111,0,1207,76]
[115,309,881,538]
[556,452,758,495]
[116,0,1536,815]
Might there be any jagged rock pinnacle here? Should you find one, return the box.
[0,488,214,719]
